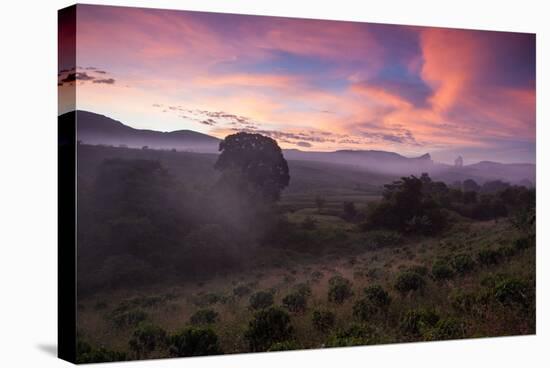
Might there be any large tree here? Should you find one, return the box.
[214,132,290,201]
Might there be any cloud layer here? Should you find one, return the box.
[60,5,535,163]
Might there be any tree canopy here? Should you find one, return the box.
[214,132,290,201]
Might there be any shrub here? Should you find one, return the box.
[311,309,335,333]
[431,260,454,281]
[328,276,354,304]
[514,236,534,251]
[245,307,293,352]
[361,230,403,248]
[268,340,299,351]
[477,248,502,266]
[293,282,312,297]
[399,309,440,337]
[169,327,222,357]
[233,285,252,297]
[394,271,425,294]
[189,309,219,325]
[430,318,465,340]
[494,278,531,309]
[449,291,478,313]
[249,291,274,310]
[193,292,223,307]
[311,270,324,282]
[363,285,391,309]
[498,245,516,259]
[450,254,475,275]
[352,298,378,322]
[282,292,307,313]
[129,323,168,358]
[109,309,148,328]
[76,340,127,364]
[408,265,429,276]
[326,323,378,347]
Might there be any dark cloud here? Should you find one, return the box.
[296,141,312,148]
[93,78,115,84]
[61,72,94,83]
[360,129,419,146]
[58,66,112,86]
[152,105,259,128]
[200,119,217,126]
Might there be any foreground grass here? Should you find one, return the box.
[76,218,535,361]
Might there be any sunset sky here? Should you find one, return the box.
[59,4,535,164]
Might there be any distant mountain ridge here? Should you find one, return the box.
[59,110,535,185]
[61,110,221,153]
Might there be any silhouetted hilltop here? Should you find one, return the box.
[60,110,221,152]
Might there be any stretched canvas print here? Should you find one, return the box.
[58,4,536,364]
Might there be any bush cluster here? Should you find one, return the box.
[169,327,222,357]
[245,307,293,352]
[394,271,426,294]
[189,309,219,325]
[311,309,336,333]
[249,291,274,310]
[328,276,354,304]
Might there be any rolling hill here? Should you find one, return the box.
[60,110,535,186]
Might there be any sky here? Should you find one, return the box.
[59,4,536,164]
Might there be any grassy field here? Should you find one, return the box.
[75,145,535,362]
[77,214,535,358]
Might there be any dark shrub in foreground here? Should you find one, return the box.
[399,309,440,337]
[328,276,354,304]
[326,323,378,347]
[169,327,222,357]
[77,340,127,363]
[363,285,391,309]
[282,292,307,313]
[311,309,336,333]
[432,260,454,281]
[249,291,274,310]
[514,236,535,251]
[189,309,219,325]
[477,248,502,266]
[245,307,293,352]
[129,323,168,358]
[450,254,475,275]
[430,318,466,340]
[352,298,378,322]
[494,278,531,309]
[394,271,426,294]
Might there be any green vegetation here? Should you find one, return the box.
[189,309,219,325]
[328,276,354,304]
[249,291,275,310]
[394,271,426,294]
[311,309,336,333]
[169,328,223,357]
[75,143,535,362]
[282,292,308,313]
[245,307,293,352]
[129,323,168,358]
